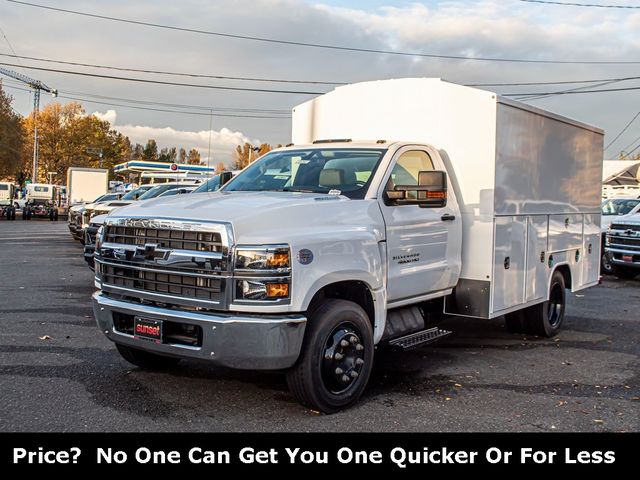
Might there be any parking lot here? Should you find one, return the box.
[0,220,638,432]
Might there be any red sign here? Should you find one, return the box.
[170,163,178,171]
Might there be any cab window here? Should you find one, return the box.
[388,151,434,200]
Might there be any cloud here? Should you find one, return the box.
[92,109,258,165]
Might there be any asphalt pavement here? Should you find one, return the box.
[0,220,638,432]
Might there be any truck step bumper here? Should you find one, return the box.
[92,292,307,370]
[387,327,452,350]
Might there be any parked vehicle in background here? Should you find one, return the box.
[66,168,109,207]
[91,79,603,413]
[82,184,198,268]
[22,183,59,221]
[69,185,155,242]
[191,172,240,193]
[605,211,640,280]
[0,182,17,220]
[600,197,640,274]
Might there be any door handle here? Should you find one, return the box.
[441,213,456,222]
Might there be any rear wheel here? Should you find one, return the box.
[612,265,638,280]
[115,343,181,369]
[523,270,566,337]
[286,299,374,413]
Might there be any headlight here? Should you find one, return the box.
[236,279,290,300]
[235,245,290,272]
[95,226,104,251]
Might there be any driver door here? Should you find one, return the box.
[378,146,461,304]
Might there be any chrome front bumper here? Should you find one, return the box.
[92,292,306,369]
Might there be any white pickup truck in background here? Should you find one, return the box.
[91,79,603,413]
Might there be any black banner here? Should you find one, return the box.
[0,433,634,473]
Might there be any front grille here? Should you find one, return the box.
[104,226,222,252]
[608,236,640,247]
[99,261,222,301]
[611,223,640,232]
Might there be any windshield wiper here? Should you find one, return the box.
[280,187,320,193]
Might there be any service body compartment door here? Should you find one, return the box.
[548,214,583,252]
[492,216,527,313]
[525,216,549,302]
[582,213,601,286]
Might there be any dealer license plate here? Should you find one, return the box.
[622,255,634,263]
[134,317,162,343]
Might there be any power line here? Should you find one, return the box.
[0,61,323,94]
[604,110,640,151]
[8,0,640,65]
[0,52,345,86]
[6,53,640,89]
[502,84,640,96]
[57,89,290,114]
[0,23,22,66]
[519,0,640,8]
[57,94,291,119]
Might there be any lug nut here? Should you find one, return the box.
[355,343,364,351]
[341,374,350,383]
[335,367,344,375]
[334,352,344,360]
[350,336,358,344]
[340,339,349,347]
[350,371,359,379]
[355,358,364,366]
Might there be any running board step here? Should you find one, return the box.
[387,327,452,350]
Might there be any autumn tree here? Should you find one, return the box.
[131,143,144,160]
[214,161,226,173]
[178,147,187,164]
[21,102,132,182]
[0,84,25,180]
[143,139,158,161]
[233,143,277,170]
[187,148,202,165]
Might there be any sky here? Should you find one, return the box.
[1,0,640,164]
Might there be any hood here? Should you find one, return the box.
[108,191,385,243]
[611,213,640,226]
[90,214,108,226]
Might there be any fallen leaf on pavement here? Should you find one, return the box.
[39,335,51,340]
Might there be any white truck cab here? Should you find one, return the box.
[92,79,603,413]
[0,182,17,220]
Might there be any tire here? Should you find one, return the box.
[612,265,638,280]
[9,208,16,221]
[22,209,27,220]
[115,343,181,369]
[286,299,374,413]
[53,210,59,221]
[523,270,566,337]
[601,252,614,276]
[504,310,526,333]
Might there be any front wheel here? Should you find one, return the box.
[286,299,374,413]
[601,252,614,275]
[115,343,181,369]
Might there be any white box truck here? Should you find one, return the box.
[91,78,603,413]
[67,167,108,207]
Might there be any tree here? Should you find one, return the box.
[21,101,134,182]
[178,147,187,164]
[143,139,158,161]
[0,84,25,180]
[215,161,226,173]
[131,143,144,160]
[233,143,276,170]
[187,148,202,165]
[158,146,177,163]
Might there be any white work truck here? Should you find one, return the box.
[92,79,603,412]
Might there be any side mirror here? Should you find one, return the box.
[219,171,233,186]
[386,170,447,208]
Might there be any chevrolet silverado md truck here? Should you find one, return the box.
[92,79,603,413]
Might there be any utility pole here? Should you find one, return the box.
[0,67,57,183]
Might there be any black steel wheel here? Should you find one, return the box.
[523,270,566,337]
[115,343,181,369]
[286,299,374,413]
[601,252,614,276]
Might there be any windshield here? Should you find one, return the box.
[122,187,149,200]
[138,184,190,200]
[601,198,640,216]
[223,148,387,199]
[193,176,221,193]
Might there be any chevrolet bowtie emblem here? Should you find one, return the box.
[135,243,159,260]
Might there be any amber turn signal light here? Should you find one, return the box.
[266,283,289,298]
